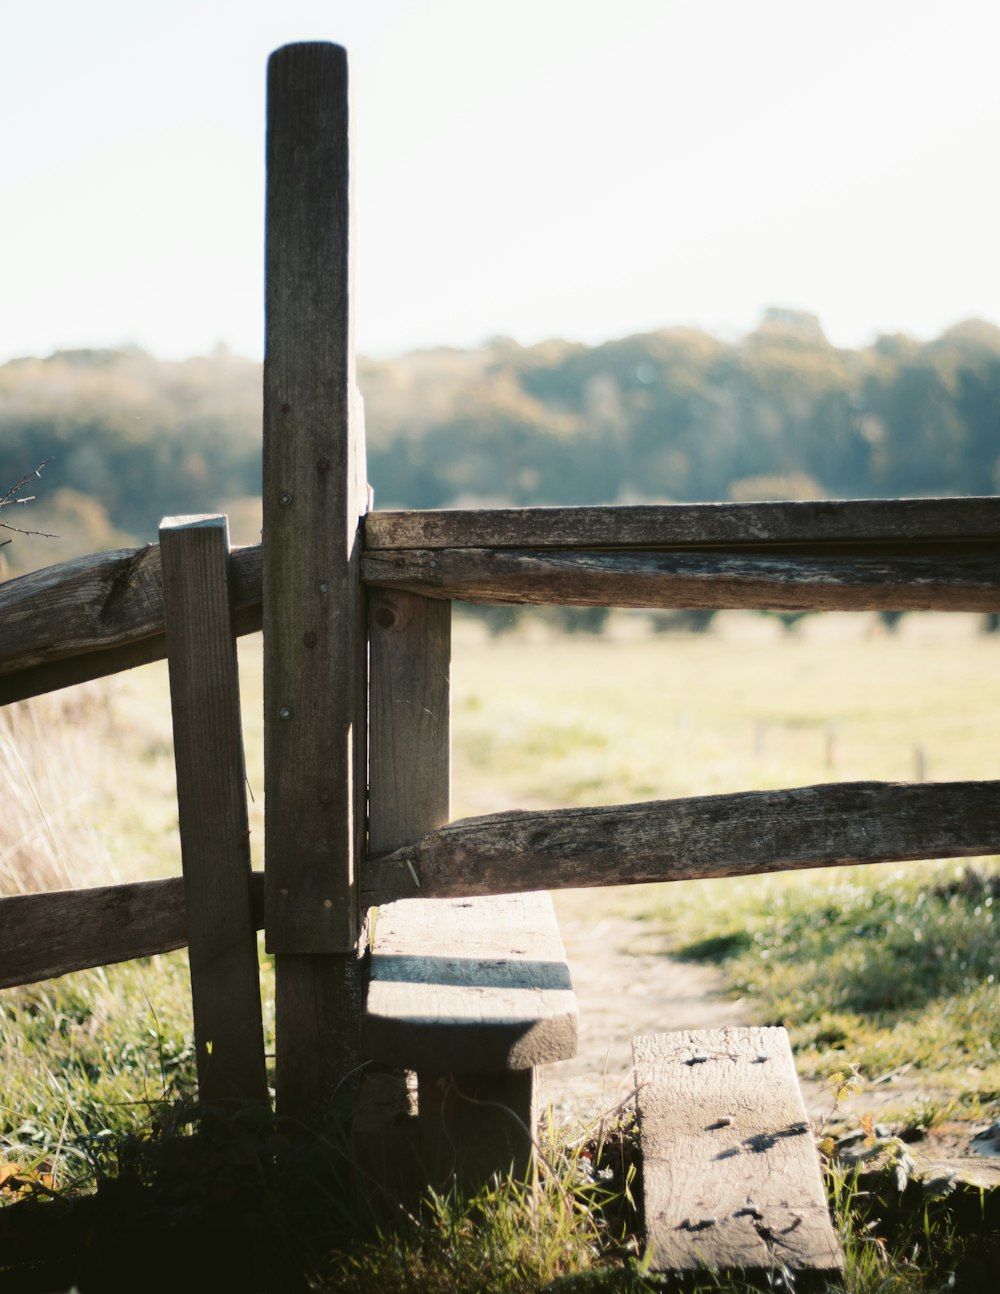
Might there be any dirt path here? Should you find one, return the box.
[542,891,748,1122]
[543,890,1000,1176]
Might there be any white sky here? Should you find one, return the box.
[3,0,999,362]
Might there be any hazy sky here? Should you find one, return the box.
[4,0,999,362]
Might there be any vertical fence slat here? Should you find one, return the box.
[160,514,268,1106]
[369,590,451,856]
[264,41,368,1116]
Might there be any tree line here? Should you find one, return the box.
[1,310,998,571]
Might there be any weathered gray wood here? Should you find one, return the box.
[634,1029,842,1274]
[418,1068,537,1190]
[263,41,369,1119]
[274,947,368,1118]
[365,892,578,1072]
[0,543,261,705]
[362,544,1000,612]
[0,873,265,990]
[368,589,548,1186]
[264,40,366,955]
[369,589,451,856]
[363,780,1000,905]
[365,497,1000,550]
[160,515,267,1106]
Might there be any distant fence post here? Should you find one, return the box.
[160,514,268,1106]
[263,42,369,1119]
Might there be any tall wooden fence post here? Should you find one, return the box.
[160,514,268,1106]
[263,42,369,1120]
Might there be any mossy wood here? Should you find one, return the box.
[160,515,268,1106]
[363,780,1000,905]
[0,873,265,990]
[634,1028,843,1273]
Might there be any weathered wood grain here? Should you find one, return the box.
[160,515,267,1106]
[0,543,262,705]
[362,780,1000,905]
[362,544,1000,612]
[263,41,369,1119]
[264,40,366,955]
[368,590,451,857]
[364,497,1000,550]
[634,1028,842,1273]
[366,589,556,1186]
[365,892,578,1073]
[0,873,265,990]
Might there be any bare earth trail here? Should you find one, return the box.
[544,889,1000,1179]
[543,891,749,1121]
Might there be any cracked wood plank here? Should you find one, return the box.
[634,1028,842,1273]
[362,780,1000,905]
[361,544,1000,612]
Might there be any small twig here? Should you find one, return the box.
[0,459,57,539]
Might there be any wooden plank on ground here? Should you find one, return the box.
[634,1028,842,1274]
[160,515,267,1106]
[264,41,368,1118]
[364,497,1000,550]
[362,779,1000,905]
[0,543,262,705]
[0,874,265,989]
[362,544,1000,613]
[365,892,578,1073]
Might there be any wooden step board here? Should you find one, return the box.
[633,1028,843,1277]
[363,891,578,1189]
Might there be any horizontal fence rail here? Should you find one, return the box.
[0,872,265,990]
[2,498,999,704]
[364,498,1000,550]
[0,543,262,704]
[361,544,1000,612]
[361,780,1000,906]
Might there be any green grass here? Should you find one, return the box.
[1,614,998,1289]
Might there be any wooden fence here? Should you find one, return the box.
[1,41,999,1119]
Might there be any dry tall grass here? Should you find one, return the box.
[0,688,117,896]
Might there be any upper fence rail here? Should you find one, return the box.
[2,497,999,705]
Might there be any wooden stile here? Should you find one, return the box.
[160,515,268,1106]
[366,589,579,1187]
[363,779,1000,905]
[263,42,369,1117]
[365,892,578,1074]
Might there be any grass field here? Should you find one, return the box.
[1,610,998,1290]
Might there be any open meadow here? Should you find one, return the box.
[1,610,998,1290]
